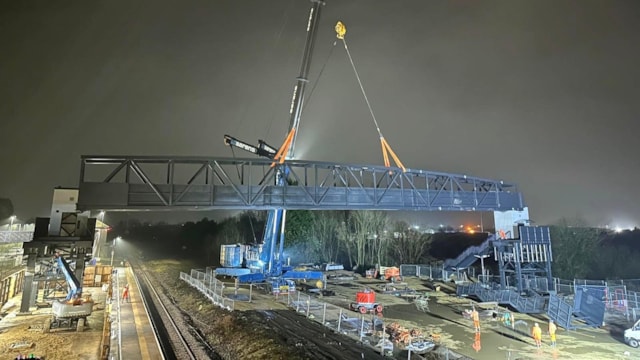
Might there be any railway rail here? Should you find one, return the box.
[132,262,221,360]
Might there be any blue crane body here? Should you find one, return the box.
[215,0,326,289]
[216,138,325,286]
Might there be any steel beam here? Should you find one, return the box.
[77,155,525,212]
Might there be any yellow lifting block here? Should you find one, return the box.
[335,21,346,39]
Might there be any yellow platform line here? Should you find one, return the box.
[125,267,153,360]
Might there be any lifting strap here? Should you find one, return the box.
[271,128,296,167]
[335,21,406,172]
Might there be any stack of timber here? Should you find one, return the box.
[83,265,113,287]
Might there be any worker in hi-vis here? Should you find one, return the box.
[122,284,130,302]
[532,323,542,348]
[548,320,557,347]
[471,308,480,332]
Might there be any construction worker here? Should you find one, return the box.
[532,322,542,348]
[502,310,515,330]
[122,284,130,303]
[472,331,481,352]
[548,320,557,347]
[471,307,480,332]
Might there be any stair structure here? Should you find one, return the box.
[457,283,546,313]
[443,235,495,271]
[493,226,554,293]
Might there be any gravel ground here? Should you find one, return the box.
[143,259,387,360]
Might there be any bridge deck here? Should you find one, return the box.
[78,156,525,211]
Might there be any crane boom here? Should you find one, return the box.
[55,253,82,301]
[217,0,326,287]
[285,0,325,159]
[224,134,276,159]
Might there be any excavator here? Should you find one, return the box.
[44,253,93,332]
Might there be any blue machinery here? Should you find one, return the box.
[215,0,327,286]
[55,253,83,301]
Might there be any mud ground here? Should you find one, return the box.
[2,259,637,360]
[161,259,639,360]
[148,259,387,360]
[0,289,106,360]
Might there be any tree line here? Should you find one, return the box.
[117,210,484,272]
[550,218,640,280]
[116,212,640,280]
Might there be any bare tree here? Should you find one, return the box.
[388,221,430,264]
[337,211,357,269]
[351,211,387,266]
[312,211,341,263]
[371,214,389,266]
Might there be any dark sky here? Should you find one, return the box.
[1,1,639,228]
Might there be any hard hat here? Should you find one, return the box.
[535,322,539,326]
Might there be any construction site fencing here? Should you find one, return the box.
[399,264,475,282]
[276,291,381,342]
[177,266,478,359]
[273,290,469,359]
[401,262,640,323]
[180,269,235,311]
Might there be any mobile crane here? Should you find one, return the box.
[44,253,93,332]
[215,0,327,293]
[217,134,325,291]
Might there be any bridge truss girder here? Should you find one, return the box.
[77,156,525,212]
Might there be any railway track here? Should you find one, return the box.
[132,262,221,360]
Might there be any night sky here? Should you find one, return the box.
[1,1,639,227]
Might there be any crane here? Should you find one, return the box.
[45,253,93,332]
[215,0,326,292]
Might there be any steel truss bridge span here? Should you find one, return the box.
[77,155,525,212]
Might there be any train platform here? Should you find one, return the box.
[0,266,161,359]
[110,265,162,360]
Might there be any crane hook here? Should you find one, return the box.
[335,21,346,40]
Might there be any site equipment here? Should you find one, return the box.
[214,0,328,292]
[625,319,640,348]
[350,288,383,314]
[383,267,402,282]
[44,253,93,332]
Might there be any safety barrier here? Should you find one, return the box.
[456,283,546,313]
[273,291,469,359]
[403,261,640,324]
[399,264,475,282]
[547,294,576,330]
[0,230,33,243]
[180,269,235,311]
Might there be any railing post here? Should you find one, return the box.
[322,303,327,325]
